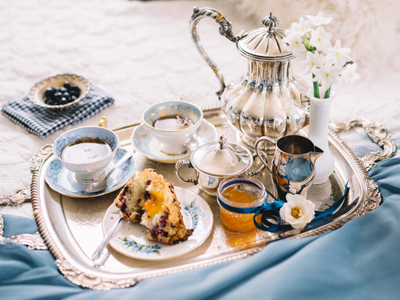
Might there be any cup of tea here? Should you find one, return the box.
[142,101,203,155]
[53,126,119,183]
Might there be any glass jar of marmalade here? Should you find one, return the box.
[217,176,266,233]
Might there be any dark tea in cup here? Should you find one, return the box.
[153,115,194,131]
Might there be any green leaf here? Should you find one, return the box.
[324,86,331,99]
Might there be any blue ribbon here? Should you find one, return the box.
[253,190,284,231]
[217,183,350,232]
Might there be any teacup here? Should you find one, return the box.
[142,101,203,155]
[53,126,119,183]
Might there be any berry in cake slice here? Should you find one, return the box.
[114,169,194,244]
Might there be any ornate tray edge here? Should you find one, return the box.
[30,108,394,290]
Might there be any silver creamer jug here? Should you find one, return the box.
[255,135,323,200]
[190,8,310,147]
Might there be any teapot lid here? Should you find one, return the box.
[190,136,253,177]
[237,13,296,61]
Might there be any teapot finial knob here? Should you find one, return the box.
[218,135,227,150]
[262,12,279,30]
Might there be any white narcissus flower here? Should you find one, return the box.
[282,34,305,56]
[328,40,352,68]
[309,26,332,52]
[280,194,315,229]
[313,63,341,91]
[320,53,333,68]
[341,63,361,85]
[306,12,333,27]
[300,51,323,74]
[286,17,311,36]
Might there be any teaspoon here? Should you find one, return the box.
[92,212,123,263]
[85,150,134,193]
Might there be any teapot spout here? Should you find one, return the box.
[311,146,324,165]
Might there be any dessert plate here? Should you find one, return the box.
[103,187,213,261]
[45,148,135,198]
[131,119,217,163]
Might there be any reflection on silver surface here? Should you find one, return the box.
[0,212,3,237]
[30,107,386,290]
[330,119,396,171]
[190,7,309,147]
[255,135,323,200]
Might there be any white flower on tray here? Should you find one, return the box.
[280,194,315,229]
[283,12,361,99]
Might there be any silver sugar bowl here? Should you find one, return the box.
[190,8,310,147]
[175,136,253,196]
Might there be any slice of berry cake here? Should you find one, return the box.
[114,169,193,244]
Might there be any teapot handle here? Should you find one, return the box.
[190,7,248,99]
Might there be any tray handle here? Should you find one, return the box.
[330,119,397,171]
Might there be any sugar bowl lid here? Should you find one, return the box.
[237,13,295,61]
[190,136,253,177]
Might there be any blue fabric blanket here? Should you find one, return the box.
[1,157,400,300]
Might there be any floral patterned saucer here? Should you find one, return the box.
[103,187,213,260]
[45,148,135,198]
[131,119,217,164]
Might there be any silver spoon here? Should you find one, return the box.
[92,212,123,263]
[85,150,134,193]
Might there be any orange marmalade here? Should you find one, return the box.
[220,187,259,233]
[144,191,165,217]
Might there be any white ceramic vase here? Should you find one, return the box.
[308,94,335,185]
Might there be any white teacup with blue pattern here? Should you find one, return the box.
[142,101,203,155]
[53,126,119,183]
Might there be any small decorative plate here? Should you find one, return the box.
[45,148,135,198]
[28,73,91,111]
[103,187,213,261]
[131,119,217,163]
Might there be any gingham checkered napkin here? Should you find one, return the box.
[1,85,114,138]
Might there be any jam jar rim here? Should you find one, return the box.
[217,176,266,210]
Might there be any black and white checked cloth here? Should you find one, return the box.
[1,85,114,138]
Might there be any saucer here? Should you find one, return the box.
[131,119,217,163]
[45,148,135,198]
[103,187,213,261]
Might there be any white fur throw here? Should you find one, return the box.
[228,0,400,80]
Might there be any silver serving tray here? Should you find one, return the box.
[30,107,395,290]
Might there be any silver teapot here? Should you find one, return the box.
[190,8,310,147]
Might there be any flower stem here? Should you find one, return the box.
[313,81,320,98]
